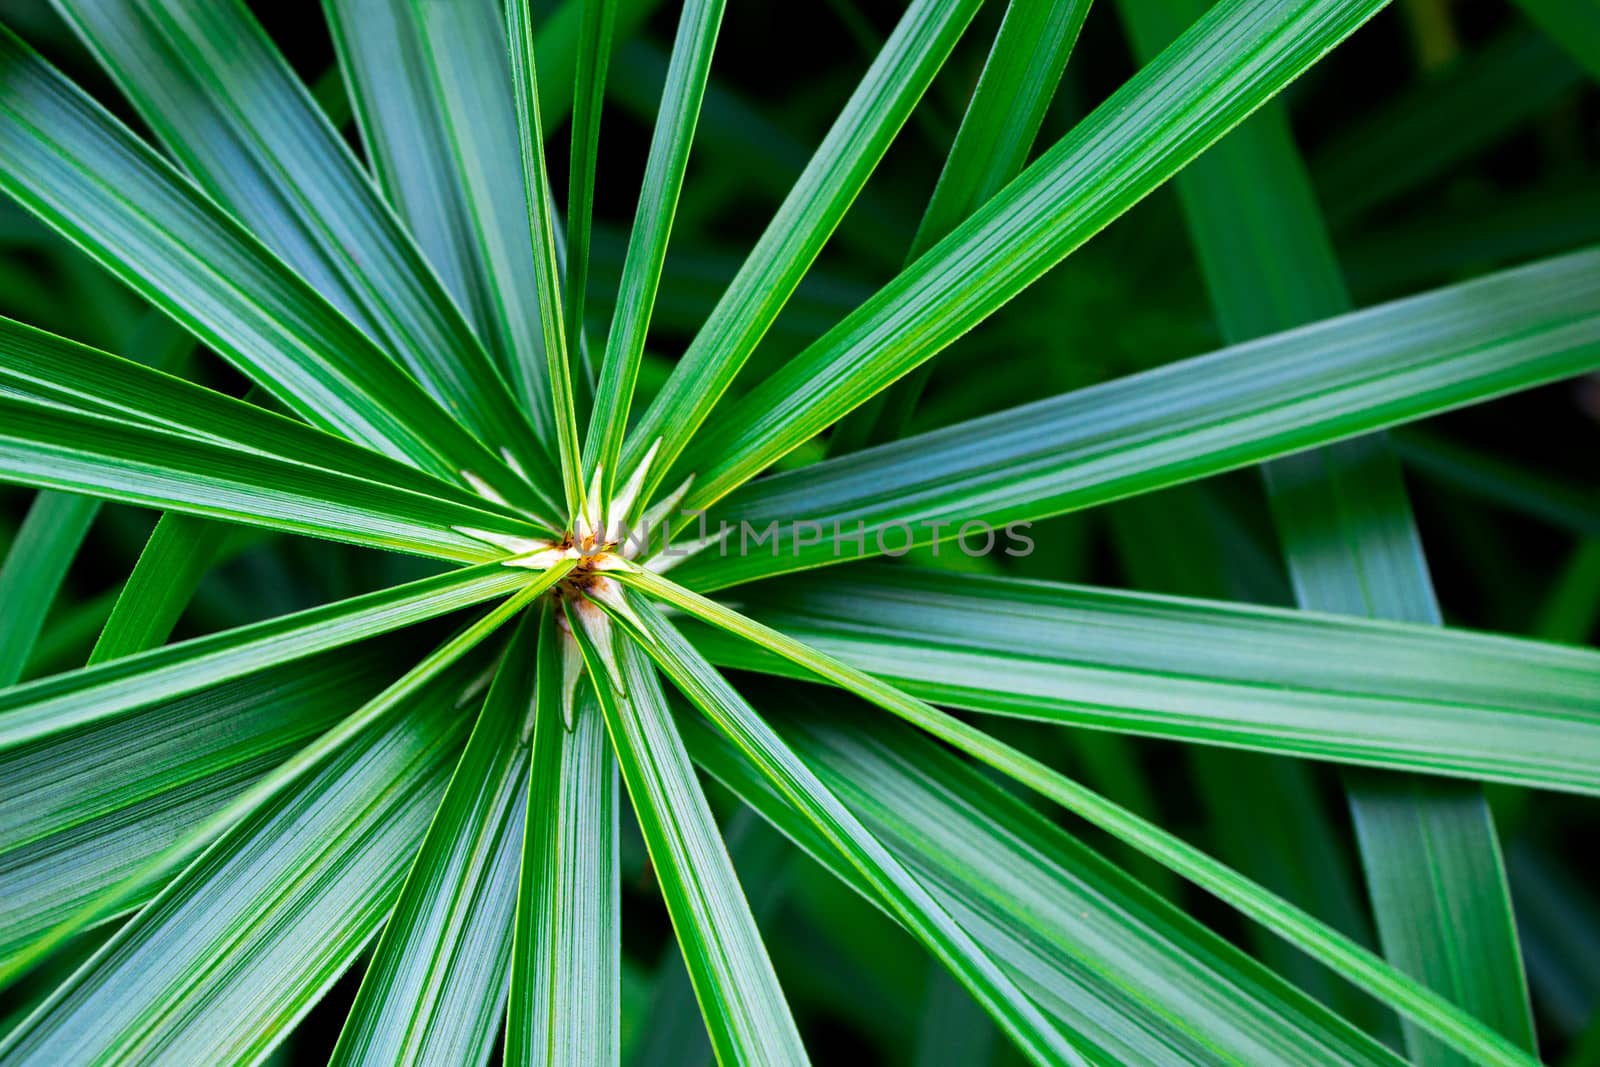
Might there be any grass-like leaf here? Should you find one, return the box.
[506,604,620,1066]
[684,697,1402,1066]
[604,593,1084,1065]
[323,0,554,439]
[1118,0,1537,1043]
[686,566,1600,793]
[623,564,1542,1067]
[621,0,985,492]
[671,0,1391,506]
[53,0,556,503]
[0,393,533,561]
[507,0,588,516]
[564,0,619,368]
[4,560,566,988]
[0,316,502,513]
[681,247,1600,588]
[0,313,193,684]
[565,599,808,1065]
[88,512,234,665]
[0,492,99,688]
[0,26,539,511]
[0,658,477,1063]
[0,644,396,965]
[332,616,540,1065]
[0,563,534,749]
[830,0,1090,453]
[584,0,724,498]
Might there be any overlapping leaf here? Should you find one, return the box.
[679,247,1600,588]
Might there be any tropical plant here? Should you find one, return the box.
[0,0,1597,1063]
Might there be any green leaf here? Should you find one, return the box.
[606,36,911,266]
[0,643,397,965]
[1114,0,1536,1047]
[584,0,725,498]
[506,604,621,1066]
[1344,778,1533,1063]
[323,0,551,436]
[1537,539,1600,645]
[681,565,1600,794]
[0,26,538,510]
[0,393,533,562]
[507,0,588,517]
[622,564,1541,1067]
[683,694,1401,1067]
[22,528,261,680]
[1105,484,1379,1015]
[1393,430,1600,539]
[2,559,567,988]
[332,617,539,1065]
[603,593,1083,1066]
[53,0,556,506]
[912,969,998,1067]
[0,314,508,515]
[671,0,1392,507]
[620,0,985,494]
[564,0,619,368]
[565,600,807,1066]
[629,808,791,1067]
[87,512,233,665]
[0,492,99,688]
[830,0,1091,453]
[0,311,196,684]
[678,247,1600,588]
[1189,746,1384,1020]
[0,656,475,1063]
[912,0,1090,256]
[0,562,533,750]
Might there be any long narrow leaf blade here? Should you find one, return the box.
[621,565,1542,1067]
[88,512,234,665]
[831,0,1091,453]
[621,0,984,490]
[2,561,568,988]
[0,562,530,749]
[1,644,396,963]
[54,0,555,502]
[322,0,557,435]
[673,0,1393,506]
[584,0,725,495]
[0,25,539,511]
[566,602,808,1065]
[1118,0,1536,1052]
[602,592,1084,1065]
[332,616,541,1065]
[0,492,98,688]
[507,0,588,516]
[678,247,1600,589]
[683,566,1600,794]
[683,696,1401,1067]
[565,0,619,366]
[0,662,476,1063]
[0,394,529,562]
[0,312,194,684]
[0,315,506,513]
[506,604,620,1066]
